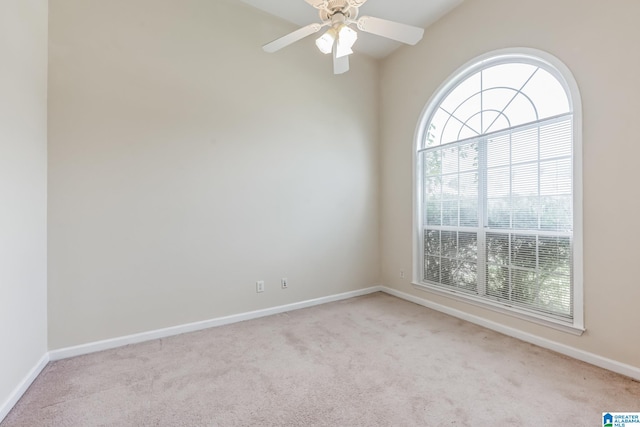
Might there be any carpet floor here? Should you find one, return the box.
[2,292,639,426]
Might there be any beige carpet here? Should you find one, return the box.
[3,292,639,426]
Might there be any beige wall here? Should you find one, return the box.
[0,0,48,412]
[380,0,640,368]
[48,0,380,349]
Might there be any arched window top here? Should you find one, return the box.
[423,55,573,148]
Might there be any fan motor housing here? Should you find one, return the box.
[319,0,359,22]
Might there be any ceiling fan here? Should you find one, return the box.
[262,0,425,74]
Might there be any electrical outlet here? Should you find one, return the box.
[281,277,288,289]
[400,270,405,279]
[256,280,265,293]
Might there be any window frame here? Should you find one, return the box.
[413,48,584,335]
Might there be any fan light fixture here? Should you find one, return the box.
[315,27,337,54]
[315,24,358,57]
[336,25,357,57]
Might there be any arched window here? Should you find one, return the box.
[414,49,583,333]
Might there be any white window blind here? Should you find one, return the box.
[421,115,573,319]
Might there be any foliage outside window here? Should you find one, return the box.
[415,52,582,331]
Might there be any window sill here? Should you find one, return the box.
[412,281,585,336]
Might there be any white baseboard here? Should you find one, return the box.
[380,286,640,382]
[49,286,383,361]
[0,352,50,424]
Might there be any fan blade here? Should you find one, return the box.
[263,23,322,53]
[305,0,328,9]
[333,49,349,75]
[356,16,424,45]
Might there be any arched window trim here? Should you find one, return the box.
[413,47,584,334]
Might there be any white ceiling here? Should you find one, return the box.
[241,0,464,59]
